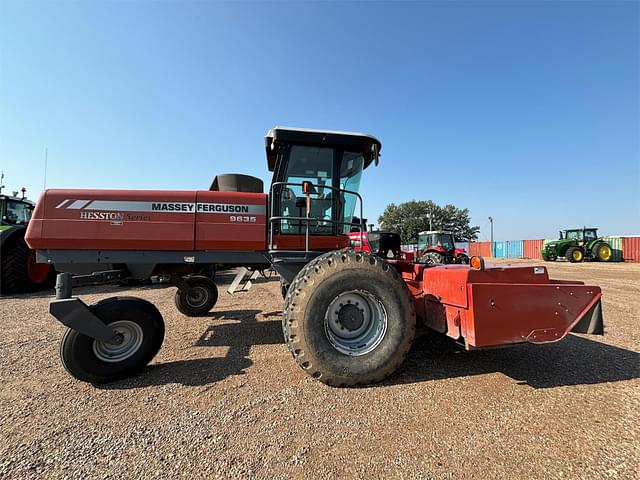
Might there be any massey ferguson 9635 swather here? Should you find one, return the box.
[25,127,604,386]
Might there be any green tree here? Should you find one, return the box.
[378,200,479,243]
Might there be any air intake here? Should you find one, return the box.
[209,174,264,193]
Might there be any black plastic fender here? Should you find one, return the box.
[0,225,25,248]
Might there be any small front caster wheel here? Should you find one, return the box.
[59,297,165,383]
[174,276,218,316]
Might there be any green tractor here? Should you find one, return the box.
[1,188,55,293]
[542,227,613,263]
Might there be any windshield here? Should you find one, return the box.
[277,146,365,236]
[279,145,335,235]
[565,230,581,240]
[3,200,32,225]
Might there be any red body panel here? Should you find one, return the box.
[26,189,268,252]
[395,262,602,348]
[194,191,267,251]
[272,234,349,251]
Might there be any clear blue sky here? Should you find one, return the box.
[1,1,638,240]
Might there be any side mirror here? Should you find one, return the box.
[302,181,316,195]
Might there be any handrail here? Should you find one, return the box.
[268,181,365,252]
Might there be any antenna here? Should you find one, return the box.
[44,148,48,189]
[0,171,4,195]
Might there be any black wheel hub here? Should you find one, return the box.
[338,304,365,331]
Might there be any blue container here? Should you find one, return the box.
[455,242,470,253]
[506,240,524,259]
[493,241,506,258]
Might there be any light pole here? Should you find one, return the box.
[488,216,494,252]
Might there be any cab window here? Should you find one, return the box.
[338,151,364,234]
[3,201,32,225]
[584,230,597,242]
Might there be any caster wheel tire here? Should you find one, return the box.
[174,276,218,316]
[60,297,165,384]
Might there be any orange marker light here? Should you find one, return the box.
[470,256,485,270]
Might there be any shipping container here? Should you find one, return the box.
[468,242,492,257]
[621,236,640,262]
[493,241,506,258]
[455,242,470,253]
[602,236,623,262]
[524,239,545,259]
[506,240,524,259]
[481,241,492,257]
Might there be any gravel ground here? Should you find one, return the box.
[0,261,638,479]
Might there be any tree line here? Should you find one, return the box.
[378,200,479,244]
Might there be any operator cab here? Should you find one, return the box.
[1,195,34,227]
[264,126,381,283]
[265,126,380,248]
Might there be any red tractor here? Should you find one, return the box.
[25,127,603,386]
[418,230,469,264]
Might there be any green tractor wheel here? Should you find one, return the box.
[566,246,585,263]
[593,243,613,262]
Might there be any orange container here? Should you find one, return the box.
[524,239,545,259]
[469,242,492,257]
[622,237,640,262]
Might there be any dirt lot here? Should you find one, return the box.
[1,260,638,479]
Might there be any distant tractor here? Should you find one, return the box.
[542,227,613,263]
[417,230,469,264]
[1,190,55,292]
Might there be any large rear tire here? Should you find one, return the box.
[174,276,218,316]
[592,243,613,262]
[283,250,416,386]
[59,297,165,383]
[420,251,444,264]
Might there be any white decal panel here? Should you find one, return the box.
[55,200,266,215]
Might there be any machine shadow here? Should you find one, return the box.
[103,307,638,390]
[101,309,283,389]
[387,332,640,389]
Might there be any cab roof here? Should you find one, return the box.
[265,126,382,172]
[0,195,33,206]
[419,230,453,235]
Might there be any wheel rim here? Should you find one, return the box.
[599,246,612,260]
[573,250,582,261]
[185,286,208,308]
[93,320,144,363]
[324,290,388,356]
